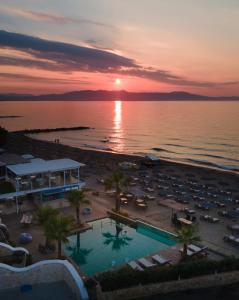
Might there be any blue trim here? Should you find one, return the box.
[42,184,80,196]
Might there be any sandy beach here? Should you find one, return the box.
[5,132,239,181]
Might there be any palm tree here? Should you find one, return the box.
[35,206,59,247]
[67,189,90,226]
[104,171,129,212]
[102,221,133,251]
[66,233,93,265]
[45,215,73,258]
[176,226,200,259]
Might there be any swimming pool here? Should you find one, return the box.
[64,217,176,276]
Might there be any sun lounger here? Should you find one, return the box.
[223,235,236,243]
[152,254,171,265]
[138,257,156,268]
[128,261,144,271]
[179,248,195,256]
[188,244,207,253]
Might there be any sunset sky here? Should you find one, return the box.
[0,0,239,95]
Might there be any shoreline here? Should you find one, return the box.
[4,132,239,181]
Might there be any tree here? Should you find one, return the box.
[67,189,90,226]
[0,127,7,147]
[66,232,93,265]
[104,171,129,212]
[102,221,133,251]
[35,206,59,248]
[45,215,73,258]
[176,226,200,259]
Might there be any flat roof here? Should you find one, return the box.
[7,158,84,176]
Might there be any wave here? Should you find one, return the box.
[83,144,112,151]
[206,142,237,148]
[164,143,186,148]
[185,158,239,171]
[152,147,176,154]
[163,143,233,153]
[194,153,239,163]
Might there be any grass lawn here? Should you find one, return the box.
[0,181,15,194]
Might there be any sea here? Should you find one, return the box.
[0,100,239,172]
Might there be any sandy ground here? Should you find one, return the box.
[1,133,239,266]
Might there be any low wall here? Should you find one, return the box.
[0,242,29,257]
[107,211,137,227]
[0,259,88,300]
[100,271,239,300]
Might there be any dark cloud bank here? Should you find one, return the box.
[0,30,237,88]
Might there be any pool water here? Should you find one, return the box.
[64,218,176,276]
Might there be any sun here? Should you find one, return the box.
[115,78,121,85]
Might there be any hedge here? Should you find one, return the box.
[0,181,15,194]
[96,257,239,291]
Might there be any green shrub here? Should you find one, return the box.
[96,257,239,291]
[0,181,15,194]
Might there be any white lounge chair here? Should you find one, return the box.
[179,248,195,257]
[138,258,156,268]
[128,261,144,271]
[152,254,171,265]
[188,244,207,253]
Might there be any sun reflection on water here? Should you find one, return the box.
[114,100,122,131]
[113,100,124,152]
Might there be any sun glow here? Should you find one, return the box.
[115,78,121,85]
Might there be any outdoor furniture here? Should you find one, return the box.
[82,207,92,215]
[97,178,105,184]
[19,232,32,244]
[137,203,147,209]
[120,197,128,203]
[177,217,192,226]
[152,254,171,265]
[223,235,239,245]
[128,261,144,271]
[228,224,239,232]
[179,248,194,257]
[188,244,207,254]
[184,208,196,214]
[144,195,156,201]
[20,214,33,226]
[138,257,156,268]
[200,215,220,223]
[136,199,145,204]
[126,194,134,200]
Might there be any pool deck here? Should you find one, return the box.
[0,165,238,276]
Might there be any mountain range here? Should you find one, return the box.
[0,90,239,101]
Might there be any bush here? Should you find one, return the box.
[0,181,15,194]
[96,257,239,291]
[0,127,8,146]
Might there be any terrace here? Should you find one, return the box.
[0,157,85,212]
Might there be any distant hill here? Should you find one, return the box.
[0,90,238,101]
